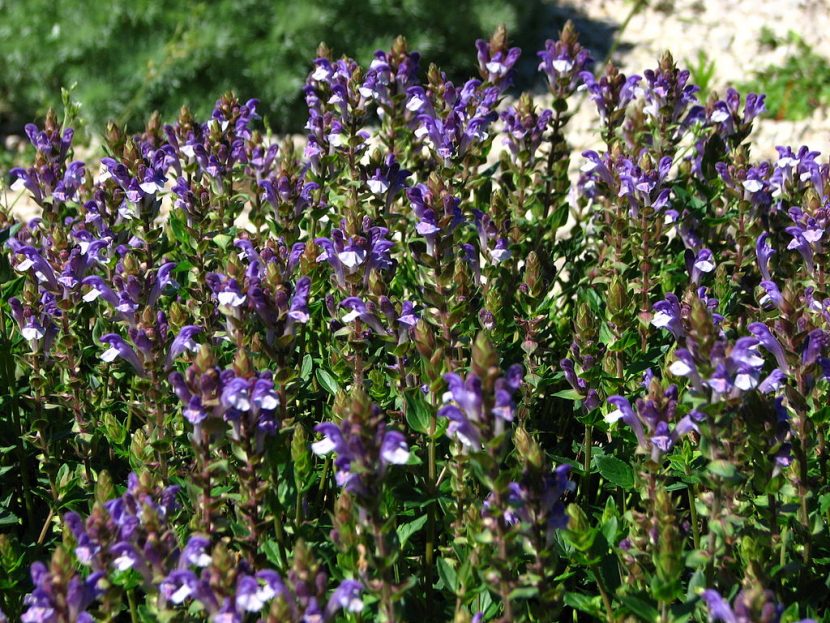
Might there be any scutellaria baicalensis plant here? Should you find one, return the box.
[1,20,829,623]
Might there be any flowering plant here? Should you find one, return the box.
[1,21,829,623]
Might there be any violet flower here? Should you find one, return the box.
[100,333,145,375]
[606,384,699,462]
[651,293,684,339]
[312,410,409,496]
[325,580,364,618]
[537,21,593,99]
[340,297,389,335]
[747,322,789,372]
[21,562,101,623]
[756,232,775,281]
[166,325,203,369]
[475,31,521,89]
[701,588,814,623]
[439,364,523,449]
[689,248,716,285]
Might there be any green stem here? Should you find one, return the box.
[581,424,592,500]
[591,562,615,622]
[425,412,437,612]
[128,589,138,623]
[688,485,701,551]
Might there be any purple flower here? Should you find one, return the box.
[651,293,684,339]
[439,364,522,448]
[100,334,145,375]
[235,571,286,612]
[287,276,311,325]
[537,22,593,98]
[379,430,411,465]
[689,248,716,284]
[756,232,775,281]
[22,562,101,623]
[500,100,552,163]
[179,535,211,569]
[701,589,737,623]
[312,412,408,496]
[606,385,697,462]
[640,54,701,129]
[785,225,816,272]
[160,570,199,605]
[747,322,789,372]
[80,276,118,306]
[668,349,704,391]
[325,580,364,618]
[579,67,641,125]
[340,297,389,335]
[759,280,784,310]
[167,325,202,368]
[13,246,59,291]
[475,36,521,88]
[802,329,829,368]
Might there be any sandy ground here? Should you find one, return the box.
[559,0,830,157]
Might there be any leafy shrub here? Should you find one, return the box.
[0,0,538,134]
[1,20,829,623]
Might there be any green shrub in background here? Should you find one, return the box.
[0,0,547,134]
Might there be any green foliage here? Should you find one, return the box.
[687,50,716,101]
[0,0,535,133]
[740,31,830,121]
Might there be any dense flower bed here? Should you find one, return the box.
[1,22,828,622]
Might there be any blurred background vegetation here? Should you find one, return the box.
[0,0,566,136]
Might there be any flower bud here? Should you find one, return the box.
[514,426,543,469]
[607,276,628,319]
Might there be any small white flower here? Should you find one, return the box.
[694,258,716,273]
[406,95,425,112]
[710,110,730,123]
[101,347,120,362]
[734,373,758,391]
[171,583,192,604]
[311,437,336,456]
[742,179,764,193]
[367,179,389,195]
[22,326,45,341]
[83,288,102,302]
[217,291,246,307]
[551,59,574,73]
[669,360,692,376]
[604,409,624,424]
[651,310,673,328]
[113,553,136,571]
[338,250,365,270]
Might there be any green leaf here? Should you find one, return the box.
[508,586,539,600]
[564,592,601,617]
[404,391,432,435]
[436,557,457,592]
[168,211,191,245]
[707,460,738,481]
[261,540,284,568]
[396,514,428,550]
[618,594,658,622]
[316,368,339,395]
[594,454,635,490]
[552,389,584,401]
[300,354,313,382]
[213,233,233,250]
